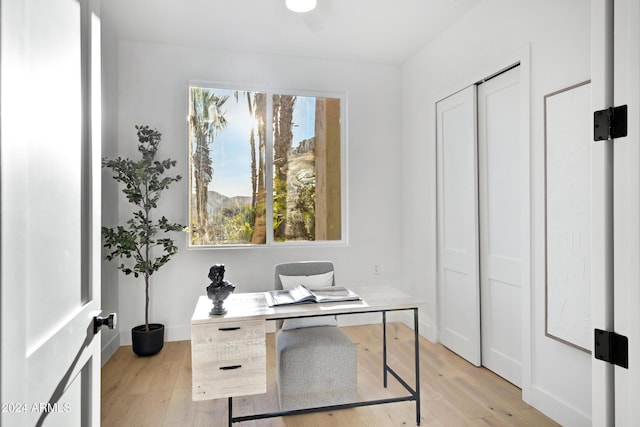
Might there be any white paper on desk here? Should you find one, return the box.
[308,287,360,303]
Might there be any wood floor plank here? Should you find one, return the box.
[102,323,558,427]
[130,386,172,426]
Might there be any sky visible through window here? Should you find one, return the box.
[210,91,316,198]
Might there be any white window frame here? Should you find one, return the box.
[186,82,348,249]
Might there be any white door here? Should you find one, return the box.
[612,0,640,425]
[1,0,103,426]
[477,67,523,387]
[436,86,482,366]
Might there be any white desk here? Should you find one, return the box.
[191,286,422,426]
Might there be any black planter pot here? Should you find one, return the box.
[131,323,164,356]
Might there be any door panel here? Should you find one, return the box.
[436,86,481,366]
[478,66,523,386]
[485,277,522,381]
[1,0,102,425]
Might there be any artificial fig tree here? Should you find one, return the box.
[102,125,184,332]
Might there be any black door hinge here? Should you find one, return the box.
[594,329,629,369]
[594,105,628,141]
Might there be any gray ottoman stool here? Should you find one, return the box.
[276,325,357,411]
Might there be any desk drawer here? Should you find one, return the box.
[192,320,266,401]
[194,355,265,400]
[192,321,264,361]
[200,320,265,342]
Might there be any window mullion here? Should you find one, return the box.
[265,93,274,245]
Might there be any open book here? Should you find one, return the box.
[264,285,361,307]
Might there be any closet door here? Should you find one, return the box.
[436,86,481,366]
[477,67,523,387]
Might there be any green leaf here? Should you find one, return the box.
[102,125,185,322]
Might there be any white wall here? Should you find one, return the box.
[100,17,121,365]
[401,0,591,425]
[105,41,407,344]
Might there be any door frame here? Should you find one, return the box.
[434,45,532,399]
[612,1,640,425]
[591,0,640,425]
[590,0,614,425]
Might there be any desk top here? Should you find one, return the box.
[192,286,421,325]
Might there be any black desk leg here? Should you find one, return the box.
[382,311,388,388]
[414,308,421,425]
[226,309,420,426]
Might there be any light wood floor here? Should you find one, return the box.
[101,323,559,426]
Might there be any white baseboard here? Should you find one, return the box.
[421,319,437,343]
[366,310,437,344]
[338,312,384,327]
[119,330,131,346]
[164,324,192,342]
[147,312,431,344]
[101,331,121,367]
[116,314,437,347]
[117,324,192,345]
[529,385,591,427]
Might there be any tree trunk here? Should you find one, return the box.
[144,273,150,332]
[273,95,296,240]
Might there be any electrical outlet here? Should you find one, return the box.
[373,264,381,275]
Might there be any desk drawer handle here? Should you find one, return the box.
[218,327,241,331]
[219,365,242,371]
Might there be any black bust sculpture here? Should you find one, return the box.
[206,264,235,315]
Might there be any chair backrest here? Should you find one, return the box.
[274,261,335,290]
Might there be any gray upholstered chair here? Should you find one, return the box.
[274,261,357,411]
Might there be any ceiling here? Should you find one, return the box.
[101,0,481,64]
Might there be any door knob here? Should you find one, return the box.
[93,313,117,334]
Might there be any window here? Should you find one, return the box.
[188,86,344,247]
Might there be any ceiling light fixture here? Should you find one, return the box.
[286,0,317,13]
